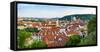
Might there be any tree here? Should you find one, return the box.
[17,29,47,48]
[65,35,81,46]
[88,16,96,33]
[79,31,96,45]
[24,40,47,48]
[17,30,32,48]
[79,16,97,45]
[24,28,39,32]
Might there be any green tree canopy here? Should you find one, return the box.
[79,16,97,45]
[17,30,32,48]
[24,28,39,32]
[65,35,81,46]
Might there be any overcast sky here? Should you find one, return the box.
[18,3,96,18]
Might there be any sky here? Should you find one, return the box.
[17,3,96,18]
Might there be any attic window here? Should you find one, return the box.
[58,38,62,41]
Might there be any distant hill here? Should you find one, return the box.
[59,14,96,21]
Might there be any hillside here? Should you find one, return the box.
[59,14,96,21]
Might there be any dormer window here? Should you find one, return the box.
[58,38,62,41]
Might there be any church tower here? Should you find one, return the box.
[56,19,59,27]
[73,16,76,21]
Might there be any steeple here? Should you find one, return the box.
[56,19,59,27]
[73,16,76,21]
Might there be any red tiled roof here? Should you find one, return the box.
[67,30,79,35]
